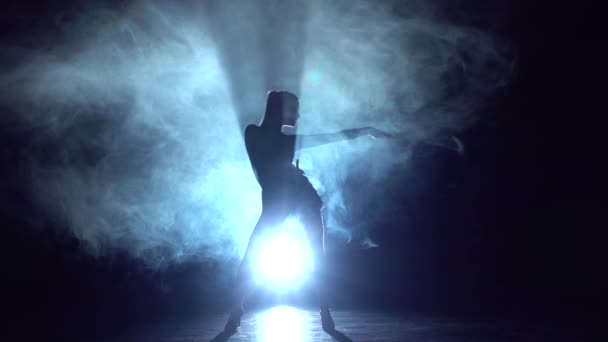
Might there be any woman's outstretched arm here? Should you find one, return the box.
[292,127,392,149]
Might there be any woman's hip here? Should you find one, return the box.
[262,177,322,209]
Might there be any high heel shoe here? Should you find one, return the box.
[320,307,335,331]
[223,306,244,334]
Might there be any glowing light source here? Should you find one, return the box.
[306,69,324,84]
[252,217,313,291]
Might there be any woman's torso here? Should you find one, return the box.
[245,124,298,191]
[245,124,323,214]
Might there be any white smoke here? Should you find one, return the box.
[0,0,513,267]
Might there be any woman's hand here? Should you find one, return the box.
[362,127,393,139]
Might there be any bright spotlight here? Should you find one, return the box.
[252,217,313,291]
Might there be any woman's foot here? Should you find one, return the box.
[223,306,244,334]
[320,307,335,331]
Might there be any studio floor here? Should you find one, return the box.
[101,305,575,342]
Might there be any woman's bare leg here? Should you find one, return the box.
[224,216,266,332]
[224,240,255,333]
[225,210,285,332]
[301,207,335,330]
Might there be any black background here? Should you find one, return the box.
[1,0,603,340]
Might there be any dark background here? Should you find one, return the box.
[1,0,603,340]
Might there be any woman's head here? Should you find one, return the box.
[260,90,300,129]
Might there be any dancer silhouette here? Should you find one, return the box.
[224,90,390,333]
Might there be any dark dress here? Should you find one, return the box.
[245,124,323,224]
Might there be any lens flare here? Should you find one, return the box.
[252,218,313,291]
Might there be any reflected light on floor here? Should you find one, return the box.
[256,306,311,342]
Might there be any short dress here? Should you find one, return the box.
[245,125,323,227]
[260,163,323,220]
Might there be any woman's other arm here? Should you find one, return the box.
[293,127,392,149]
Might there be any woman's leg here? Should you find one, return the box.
[231,213,275,309]
[225,208,286,332]
[300,206,334,329]
[301,207,327,305]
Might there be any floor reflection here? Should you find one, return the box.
[255,305,312,342]
[130,304,555,341]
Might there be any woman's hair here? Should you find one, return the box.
[260,90,299,128]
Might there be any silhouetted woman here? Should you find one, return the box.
[224,90,389,333]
